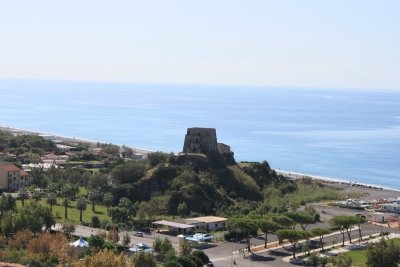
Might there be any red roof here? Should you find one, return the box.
[1,163,20,172]
[0,262,26,267]
[20,170,29,176]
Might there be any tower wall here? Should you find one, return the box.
[182,128,218,154]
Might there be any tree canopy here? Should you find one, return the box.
[367,238,400,267]
[329,215,360,245]
[110,160,146,184]
[276,229,308,259]
[259,218,281,248]
[227,217,259,251]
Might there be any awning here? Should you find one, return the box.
[152,220,195,229]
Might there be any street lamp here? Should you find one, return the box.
[230,238,234,267]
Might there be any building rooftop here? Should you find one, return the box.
[0,163,20,172]
[153,220,194,229]
[185,216,227,224]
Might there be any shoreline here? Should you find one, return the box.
[2,125,399,196]
[0,125,153,155]
[275,170,400,196]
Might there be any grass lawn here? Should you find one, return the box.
[17,198,111,225]
[342,238,400,267]
[346,250,367,267]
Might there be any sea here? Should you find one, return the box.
[1,79,400,190]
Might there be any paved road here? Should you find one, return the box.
[200,205,396,267]
[70,204,398,267]
[71,223,392,267]
[204,222,391,267]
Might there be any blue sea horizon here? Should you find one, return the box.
[1,79,400,190]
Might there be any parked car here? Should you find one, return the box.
[207,261,214,267]
[289,258,311,265]
[134,231,144,237]
[186,233,215,242]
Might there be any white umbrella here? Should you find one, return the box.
[69,236,89,247]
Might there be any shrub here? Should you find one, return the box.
[314,213,320,222]
[91,216,100,228]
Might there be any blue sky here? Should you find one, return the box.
[1,1,399,89]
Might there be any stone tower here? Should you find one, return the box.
[182,128,219,154]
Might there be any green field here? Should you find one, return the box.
[346,250,367,267]
[342,238,400,267]
[17,198,111,225]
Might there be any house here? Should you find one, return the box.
[183,216,227,231]
[152,216,227,234]
[0,163,29,192]
[152,220,195,234]
[56,144,75,152]
[41,154,69,165]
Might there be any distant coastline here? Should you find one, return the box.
[0,125,153,156]
[276,170,400,193]
[1,82,399,189]
[2,124,400,194]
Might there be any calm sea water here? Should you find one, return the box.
[1,79,400,189]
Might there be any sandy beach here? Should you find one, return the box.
[2,125,399,201]
[276,170,400,201]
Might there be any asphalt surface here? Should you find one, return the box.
[71,205,398,267]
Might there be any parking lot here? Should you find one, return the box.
[71,205,399,267]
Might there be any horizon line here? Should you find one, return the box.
[0,77,398,92]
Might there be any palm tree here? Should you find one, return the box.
[61,183,78,202]
[76,197,87,222]
[46,193,57,211]
[62,198,69,219]
[103,192,113,212]
[47,183,59,194]
[88,190,99,212]
[32,190,42,202]
[18,187,29,206]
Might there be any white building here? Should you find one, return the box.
[381,202,400,214]
[183,216,227,231]
[56,144,75,152]
[152,216,227,234]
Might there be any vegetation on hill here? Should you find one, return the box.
[0,130,356,266]
[0,130,56,154]
[0,130,345,222]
